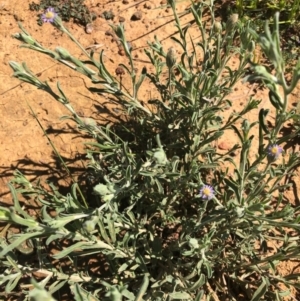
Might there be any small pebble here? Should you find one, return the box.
[105,30,114,37]
[218,141,231,151]
[118,48,125,56]
[174,67,180,76]
[131,11,143,21]
[119,16,125,22]
[101,10,114,20]
[144,2,152,9]
[230,151,237,157]
[85,23,93,34]
[122,0,129,3]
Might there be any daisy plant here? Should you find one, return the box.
[3,2,300,301]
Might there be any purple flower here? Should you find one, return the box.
[268,144,283,160]
[41,7,57,23]
[199,185,214,200]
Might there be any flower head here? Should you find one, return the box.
[226,13,239,33]
[199,185,214,200]
[41,7,57,23]
[268,144,283,160]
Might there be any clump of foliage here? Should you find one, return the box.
[29,0,96,26]
[235,0,300,23]
[232,0,300,66]
[2,0,300,300]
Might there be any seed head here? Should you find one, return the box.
[115,66,125,77]
[226,14,239,33]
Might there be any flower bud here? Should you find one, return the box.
[188,238,199,249]
[235,207,245,218]
[259,36,271,53]
[242,119,250,133]
[166,47,176,69]
[113,24,124,39]
[213,21,222,34]
[83,216,99,233]
[153,148,167,164]
[82,117,97,127]
[248,40,255,53]
[83,220,96,232]
[14,32,36,45]
[9,61,24,73]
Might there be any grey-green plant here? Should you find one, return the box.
[2,0,300,300]
[233,0,300,70]
[235,0,300,24]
